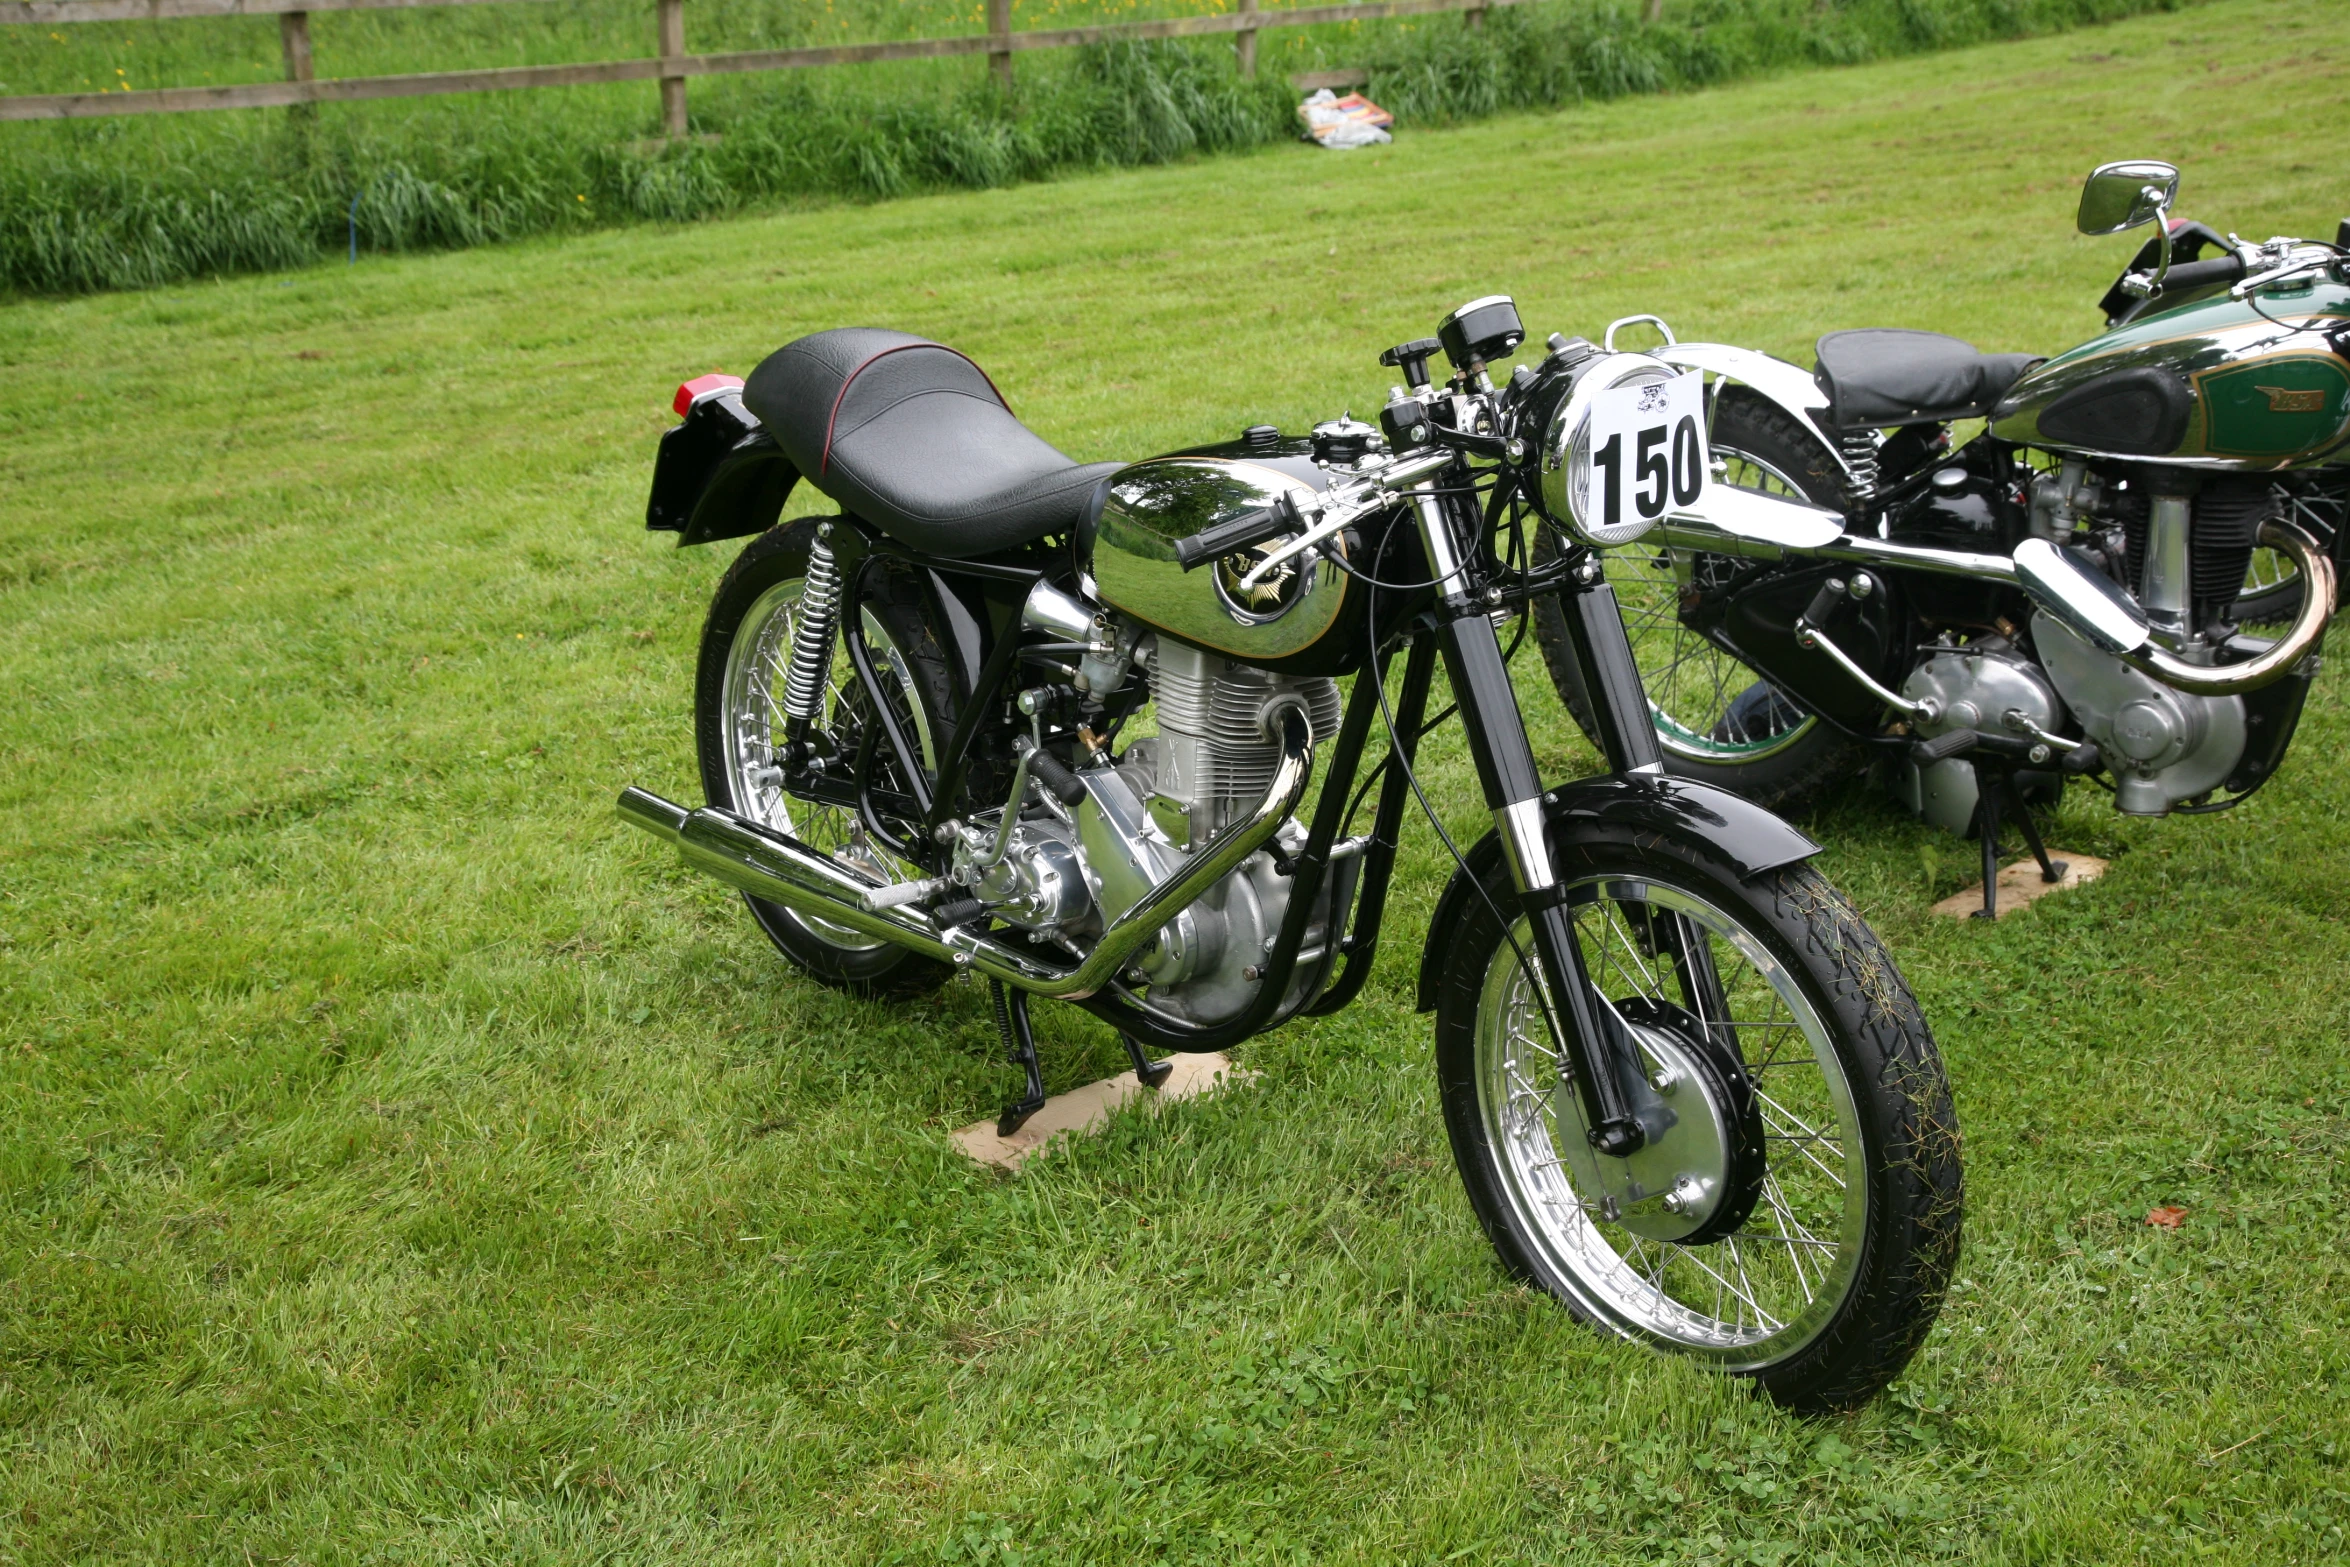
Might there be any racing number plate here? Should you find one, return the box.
[1586,371,1709,529]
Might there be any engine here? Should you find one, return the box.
[949,629,1349,1025]
[2033,615,2245,815]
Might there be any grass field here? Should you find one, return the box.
[5,0,2350,1559]
[2,0,2205,293]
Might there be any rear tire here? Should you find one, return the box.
[1433,833,1961,1412]
[695,522,953,996]
[1534,388,1862,813]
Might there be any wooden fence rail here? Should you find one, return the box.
[0,0,1529,127]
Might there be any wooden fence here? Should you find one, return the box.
[0,0,1541,129]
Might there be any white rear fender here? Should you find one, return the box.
[1656,342,1850,481]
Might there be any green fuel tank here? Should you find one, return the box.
[1990,279,2350,469]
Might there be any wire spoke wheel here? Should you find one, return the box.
[718,578,920,951]
[1473,878,1861,1364]
[1531,387,1862,813]
[1436,839,1960,1410]
[1599,442,1819,765]
[695,523,954,993]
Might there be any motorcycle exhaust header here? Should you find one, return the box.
[615,707,1315,1000]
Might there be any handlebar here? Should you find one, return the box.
[2155,253,2249,292]
[1174,494,1301,571]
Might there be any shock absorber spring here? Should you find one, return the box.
[781,530,843,725]
[1838,429,1881,512]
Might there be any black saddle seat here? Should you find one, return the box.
[744,327,1122,558]
[1812,329,2043,430]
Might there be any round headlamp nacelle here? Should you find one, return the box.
[1538,352,1681,548]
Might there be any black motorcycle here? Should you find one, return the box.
[619,297,1960,1410]
[1530,162,2343,913]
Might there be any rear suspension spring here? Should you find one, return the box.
[782,532,843,724]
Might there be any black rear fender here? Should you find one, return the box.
[1414,775,1819,1012]
[646,379,800,547]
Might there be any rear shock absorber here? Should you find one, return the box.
[1838,429,1881,513]
[781,523,844,739]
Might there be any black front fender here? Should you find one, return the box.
[1413,775,1819,1012]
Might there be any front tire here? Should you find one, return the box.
[1433,833,1961,1411]
[694,522,953,995]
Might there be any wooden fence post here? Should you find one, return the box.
[1235,0,1258,78]
[1642,0,1663,22]
[1465,4,1484,29]
[279,10,313,121]
[986,0,1013,91]
[657,0,687,140]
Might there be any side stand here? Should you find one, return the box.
[990,980,1047,1136]
[1122,1034,1173,1089]
[1969,764,2068,920]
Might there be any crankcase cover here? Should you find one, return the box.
[1899,649,2064,837]
[2033,613,2245,814]
[1085,449,1353,667]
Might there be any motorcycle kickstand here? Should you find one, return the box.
[1970,765,2070,920]
[1999,768,2070,887]
[1121,1033,1174,1089]
[991,980,1047,1137]
[1969,766,2006,921]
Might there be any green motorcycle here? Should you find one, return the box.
[1534,160,2344,910]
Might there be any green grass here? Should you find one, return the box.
[4,0,2349,1558]
[1,0,2210,294]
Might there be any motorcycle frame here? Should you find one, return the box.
[773,442,1779,1154]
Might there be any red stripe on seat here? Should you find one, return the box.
[820,341,1010,476]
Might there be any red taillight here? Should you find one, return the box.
[673,372,745,418]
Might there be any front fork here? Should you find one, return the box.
[1412,487,1679,1156]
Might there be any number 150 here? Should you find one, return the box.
[1594,415,1705,525]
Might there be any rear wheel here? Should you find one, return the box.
[2234,544,2315,628]
[694,522,953,995]
[1434,835,1962,1411]
[1535,388,1862,811]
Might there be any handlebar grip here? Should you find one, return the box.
[1910,729,1978,766]
[2157,254,2248,291]
[1799,578,1846,632]
[1173,497,1297,571]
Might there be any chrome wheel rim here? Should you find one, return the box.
[1598,445,1820,764]
[720,578,920,951]
[1473,875,1867,1368]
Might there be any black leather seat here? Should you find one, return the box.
[743,328,1123,558]
[1812,329,2043,430]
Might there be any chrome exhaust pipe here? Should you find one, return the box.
[2129,519,2334,696]
[616,707,1315,1000]
[1659,508,2332,698]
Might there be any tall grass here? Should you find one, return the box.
[0,0,2199,294]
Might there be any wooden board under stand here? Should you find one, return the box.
[1931,852,2107,920]
[952,1052,1256,1171]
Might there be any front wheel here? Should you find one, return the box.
[1433,834,1961,1411]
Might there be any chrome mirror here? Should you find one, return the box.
[2076,159,2179,236]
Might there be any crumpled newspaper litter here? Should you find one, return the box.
[1298,88,1393,149]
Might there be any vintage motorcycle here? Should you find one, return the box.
[617,298,1961,1410]
[1532,161,2345,913]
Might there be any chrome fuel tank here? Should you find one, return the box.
[1081,436,1373,675]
